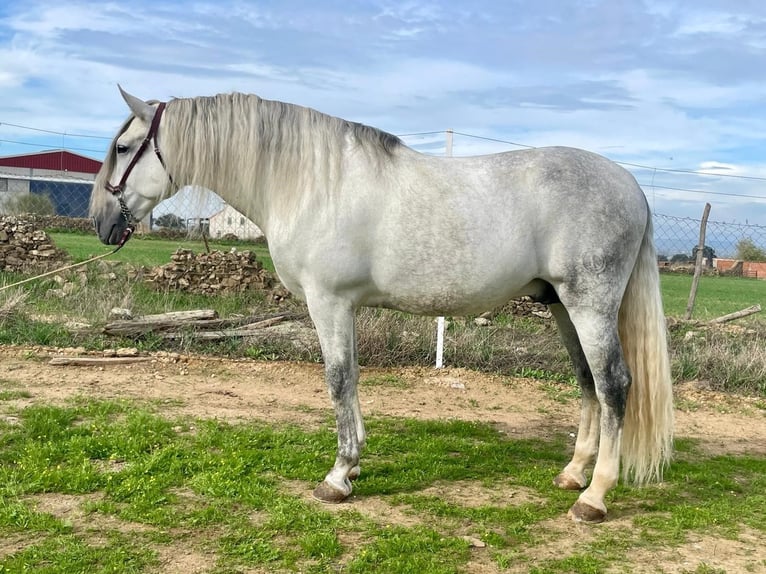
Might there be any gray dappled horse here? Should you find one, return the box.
[90,88,673,523]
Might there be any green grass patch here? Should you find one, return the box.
[48,231,274,272]
[0,390,32,401]
[660,273,765,322]
[0,398,762,572]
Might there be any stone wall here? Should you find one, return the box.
[143,248,284,297]
[0,216,70,273]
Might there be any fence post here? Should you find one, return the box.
[684,202,712,320]
[435,130,453,369]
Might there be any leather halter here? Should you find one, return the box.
[105,101,172,227]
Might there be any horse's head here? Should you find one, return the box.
[90,87,174,245]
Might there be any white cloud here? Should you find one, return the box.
[674,12,750,37]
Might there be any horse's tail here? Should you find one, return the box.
[618,213,674,485]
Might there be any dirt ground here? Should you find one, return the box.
[2,345,765,573]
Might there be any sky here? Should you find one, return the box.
[1,0,766,230]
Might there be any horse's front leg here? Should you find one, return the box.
[307,296,365,503]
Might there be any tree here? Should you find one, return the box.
[3,193,56,216]
[670,253,691,263]
[691,244,716,267]
[154,213,186,230]
[735,238,766,262]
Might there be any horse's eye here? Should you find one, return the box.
[116,144,129,154]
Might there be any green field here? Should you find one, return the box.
[660,273,764,321]
[48,232,274,272]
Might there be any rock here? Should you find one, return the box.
[115,347,139,357]
[0,216,70,273]
[474,317,492,327]
[461,536,486,548]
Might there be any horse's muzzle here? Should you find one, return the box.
[94,216,129,245]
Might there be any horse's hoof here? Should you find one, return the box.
[312,480,351,504]
[348,466,361,481]
[568,500,607,524]
[553,471,586,491]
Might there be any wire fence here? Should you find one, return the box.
[1,170,764,261]
[653,213,766,261]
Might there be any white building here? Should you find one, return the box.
[208,204,263,240]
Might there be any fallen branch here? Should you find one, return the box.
[102,311,304,337]
[136,309,218,322]
[708,304,762,325]
[159,315,292,340]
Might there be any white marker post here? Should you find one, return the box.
[435,129,453,369]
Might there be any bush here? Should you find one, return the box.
[3,193,56,216]
[735,238,766,262]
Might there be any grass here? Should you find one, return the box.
[47,231,274,272]
[659,273,764,321]
[0,398,763,572]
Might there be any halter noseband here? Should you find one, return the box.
[105,101,173,235]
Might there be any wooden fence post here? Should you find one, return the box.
[684,203,712,320]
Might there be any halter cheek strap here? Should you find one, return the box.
[105,101,174,228]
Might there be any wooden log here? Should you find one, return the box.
[708,304,762,325]
[102,311,305,337]
[136,309,218,322]
[102,309,219,335]
[159,315,292,340]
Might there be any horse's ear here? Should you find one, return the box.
[118,85,155,123]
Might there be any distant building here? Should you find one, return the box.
[209,204,263,240]
[0,150,102,175]
[0,150,101,218]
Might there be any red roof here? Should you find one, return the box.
[0,150,102,174]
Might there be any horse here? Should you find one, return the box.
[90,87,674,523]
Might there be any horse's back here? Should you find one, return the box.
[370,146,647,293]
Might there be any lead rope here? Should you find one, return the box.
[0,226,134,292]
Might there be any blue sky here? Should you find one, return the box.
[1,0,766,225]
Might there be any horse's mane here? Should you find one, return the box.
[91,93,402,220]
[162,93,403,217]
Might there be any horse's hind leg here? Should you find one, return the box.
[558,306,631,523]
[306,296,366,503]
[549,303,599,491]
